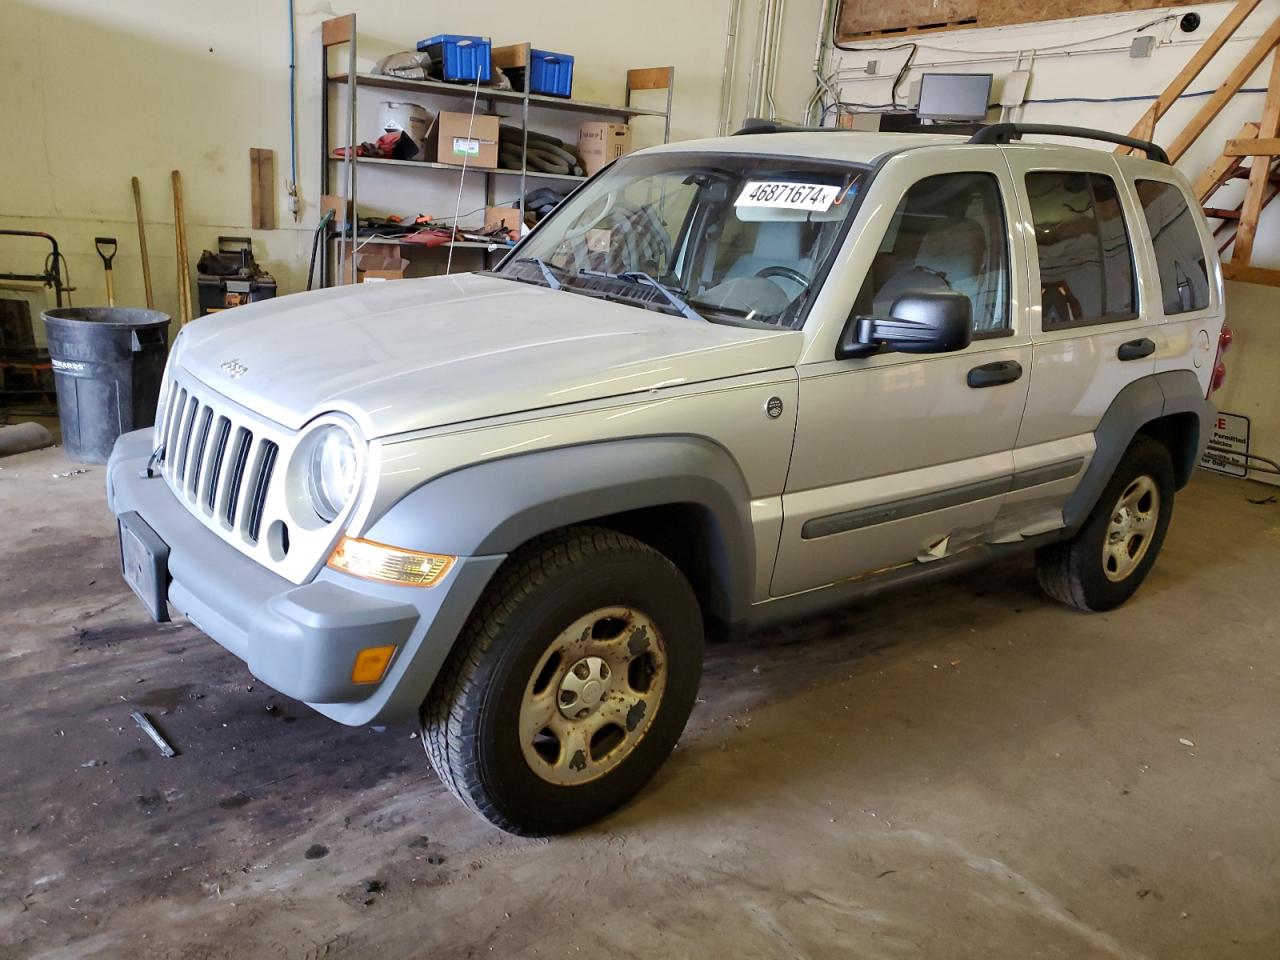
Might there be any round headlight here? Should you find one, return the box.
[305,425,359,522]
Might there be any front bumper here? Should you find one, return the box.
[106,429,504,725]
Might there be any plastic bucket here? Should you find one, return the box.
[41,307,170,463]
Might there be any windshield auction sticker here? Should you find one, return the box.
[735,181,840,212]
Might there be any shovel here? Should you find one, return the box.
[95,236,118,306]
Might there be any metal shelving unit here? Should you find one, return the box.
[318,14,674,287]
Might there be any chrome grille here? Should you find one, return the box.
[156,375,283,547]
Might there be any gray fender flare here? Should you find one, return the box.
[1063,370,1212,530]
[364,435,757,624]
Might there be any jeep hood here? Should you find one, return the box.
[175,272,802,438]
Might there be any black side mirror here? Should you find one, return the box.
[836,290,973,359]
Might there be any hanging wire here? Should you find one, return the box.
[445,62,485,276]
[820,12,1185,121]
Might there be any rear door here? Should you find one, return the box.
[1001,149,1161,534]
[772,149,1032,597]
[1129,173,1223,388]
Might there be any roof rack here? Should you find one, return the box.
[732,118,831,136]
[968,123,1169,164]
[731,119,1171,165]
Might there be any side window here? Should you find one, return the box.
[1026,171,1136,329]
[854,172,1010,335]
[1135,179,1211,315]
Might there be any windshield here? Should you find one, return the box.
[492,152,865,328]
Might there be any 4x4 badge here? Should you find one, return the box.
[220,359,248,379]
[765,396,784,419]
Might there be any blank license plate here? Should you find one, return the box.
[118,511,171,622]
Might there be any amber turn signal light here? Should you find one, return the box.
[351,644,397,684]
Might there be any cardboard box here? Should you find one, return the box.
[429,111,499,168]
[484,206,523,234]
[341,251,410,284]
[578,122,631,176]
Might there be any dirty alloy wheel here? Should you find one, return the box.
[1036,436,1175,612]
[421,526,703,836]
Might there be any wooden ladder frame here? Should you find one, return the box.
[1116,0,1280,285]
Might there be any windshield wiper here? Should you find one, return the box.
[512,257,564,290]
[579,269,704,322]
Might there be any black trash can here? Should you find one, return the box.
[41,307,170,463]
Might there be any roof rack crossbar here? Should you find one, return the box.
[968,123,1170,164]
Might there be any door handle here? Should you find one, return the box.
[1117,338,1156,361]
[967,360,1023,388]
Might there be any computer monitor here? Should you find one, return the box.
[916,73,993,122]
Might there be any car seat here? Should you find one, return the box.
[723,220,814,301]
[871,216,1003,331]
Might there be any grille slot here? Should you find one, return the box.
[175,395,200,482]
[223,428,254,528]
[203,416,232,512]
[160,382,184,452]
[246,441,279,543]
[186,406,214,498]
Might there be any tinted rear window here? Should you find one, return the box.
[1135,179,1211,315]
[1026,171,1136,329]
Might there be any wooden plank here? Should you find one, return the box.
[1204,207,1242,219]
[249,148,276,231]
[1222,261,1280,285]
[249,149,263,230]
[981,0,1195,28]
[1232,50,1280,264]
[838,0,976,38]
[626,67,674,92]
[837,0,1198,41]
[1119,0,1260,153]
[321,14,354,47]
[1146,0,1262,121]
[1193,122,1258,201]
[1216,182,1280,252]
[491,43,529,70]
[839,18,977,39]
[1116,107,1156,156]
[1226,136,1280,155]
[1168,16,1280,163]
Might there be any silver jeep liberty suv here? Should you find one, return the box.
[107,122,1228,835]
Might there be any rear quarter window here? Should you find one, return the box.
[1134,179,1211,315]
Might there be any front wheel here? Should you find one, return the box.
[422,526,703,836]
[1036,435,1175,612]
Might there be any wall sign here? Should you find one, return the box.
[1199,412,1250,478]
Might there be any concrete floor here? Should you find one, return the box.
[2,445,1278,960]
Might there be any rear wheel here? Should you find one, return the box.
[422,526,703,836]
[1036,436,1175,612]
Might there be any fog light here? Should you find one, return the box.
[352,644,397,684]
[327,536,455,586]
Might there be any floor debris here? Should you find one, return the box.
[131,709,178,757]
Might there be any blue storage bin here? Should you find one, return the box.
[529,49,574,97]
[416,34,491,84]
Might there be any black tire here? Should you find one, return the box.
[1036,435,1175,612]
[422,526,704,836]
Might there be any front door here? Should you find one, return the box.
[773,153,1031,597]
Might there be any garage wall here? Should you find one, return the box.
[827,0,1280,483]
[0,0,822,329]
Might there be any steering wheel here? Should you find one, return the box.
[755,265,810,290]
